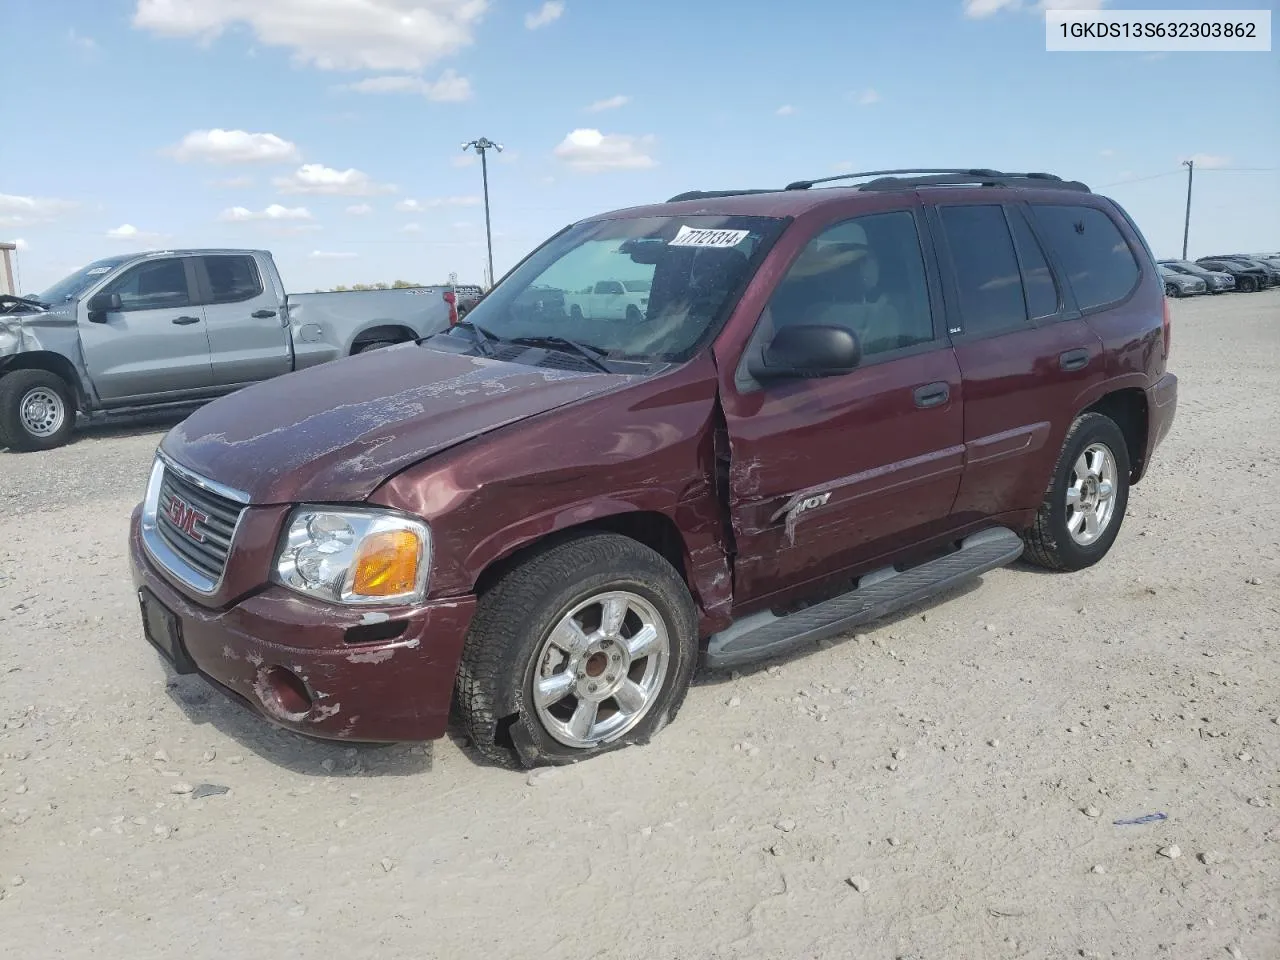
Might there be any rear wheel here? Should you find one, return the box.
[0,369,76,452]
[1239,276,1257,293]
[569,304,585,322]
[1022,412,1130,572]
[626,304,644,323]
[455,534,698,767]
[353,340,400,354]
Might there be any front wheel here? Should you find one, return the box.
[1164,282,1180,299]
[455,534,698,767]
[1022,412,1131,572]
[0,369,77,452]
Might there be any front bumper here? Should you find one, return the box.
[129,507,476,742]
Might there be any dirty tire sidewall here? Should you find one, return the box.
[1023,412,1131,572]
[457,534,698,768]
[0,369,76,452]
[354,340,399,355]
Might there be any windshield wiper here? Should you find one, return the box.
[505,335,614,373]
[426,318,498,357]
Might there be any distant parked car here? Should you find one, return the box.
[453,284,485,319]
[1205,255,1280,286]
[1158,265,1206,298]
[1196,258,1270,292]
[1157,259,1235,294]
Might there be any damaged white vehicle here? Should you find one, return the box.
[0,248,459,451]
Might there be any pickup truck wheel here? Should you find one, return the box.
[626,305,644,323]
[1021,412,1130,572]
[354,340,399,354]
[0,369,76,452]
[569,304,584,322]
[456,533,698,768]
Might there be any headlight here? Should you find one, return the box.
[274,507,431,605]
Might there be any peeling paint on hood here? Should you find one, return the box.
[161,344,636,503]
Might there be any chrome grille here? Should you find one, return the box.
[154,467,246,584]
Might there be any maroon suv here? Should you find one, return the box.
[129,168,1177,767]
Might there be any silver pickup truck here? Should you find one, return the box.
[0,248,457,451]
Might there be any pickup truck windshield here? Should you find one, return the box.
[458,215,784,363]
[38,256,133,304]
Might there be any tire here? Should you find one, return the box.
[353,340,399,355]
[569,304,584,322]
[455,533,698,768]
[0,369,76,452]
[1164,283,1180,298]
[626,304,644,323]
[1021,412,1131,572]
[1239,277,1256,293]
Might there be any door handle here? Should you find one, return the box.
[1059,348,1090,372]
[913,382,950,409]
[252,309,277,319]
[171,315,201,325]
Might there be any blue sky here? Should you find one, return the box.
[3,0,1277,294]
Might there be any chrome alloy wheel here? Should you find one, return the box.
[1065,442,1118,546]
[531,590,671,748]
[19,387,65,438]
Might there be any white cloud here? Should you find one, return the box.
[106,224,164,242]
[274,163,396,196]
[210,175,256,188]
[218,204,314,222]
[1179,153,1231,169]
[832,161,856,173]
[776,104,795,116]
[553,129,656,173]
[133,0,488,72]
[964,0,1106,16]
[169,129,301,164]
[0,194,77,227]
[451,153,479,168]
[525,1,564,30]
[309,250,358,259]
[346,203,373,215]
[586,94,629,113]
[401,222,423,233]
[1099,148,1115,158]
[342,69,472,102]
[855,88,880,106]
[68,29,98,51]
[396,196,480,212]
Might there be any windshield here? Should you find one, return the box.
[38,256,132,304]
[455,215,784,364]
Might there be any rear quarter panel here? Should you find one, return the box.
[285,288,452,368]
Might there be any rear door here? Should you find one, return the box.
[79,256,213,404]
[721,201,965,605]
[929,201,1109,525]
[196,254,290,387]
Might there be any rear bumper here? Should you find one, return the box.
[1140,372,1178,479]
[129,507,476,742]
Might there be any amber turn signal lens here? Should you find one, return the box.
[350,530,421,597]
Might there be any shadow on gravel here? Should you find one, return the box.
[163,673,434,777]
[692,576,984,688]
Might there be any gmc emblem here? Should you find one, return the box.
[166,495,208,543]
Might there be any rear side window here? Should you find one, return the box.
[1009,208,1059,319]
[938,205,1027,337]
[1032,205,1139,310]
[203,255,263,304]
[103,258,191,312]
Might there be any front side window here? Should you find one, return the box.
[760,210,935,359]
[204,255,263,304]
[1032,204,1140,310]
[938,205,1028,338]
[103,258,191,312]
[458,215,783,363]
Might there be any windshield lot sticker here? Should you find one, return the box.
[86,267,113,276]
[669,226,750,248]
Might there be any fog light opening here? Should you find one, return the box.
[257,666,314,720]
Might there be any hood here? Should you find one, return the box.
[161,344,635,504]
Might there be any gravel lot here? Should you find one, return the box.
[2,291,1277,960]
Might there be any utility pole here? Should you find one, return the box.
[462,137,502,289]
[1181,159,1194,260]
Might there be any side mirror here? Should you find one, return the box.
[87,292,121,321]
[749,324,861,380]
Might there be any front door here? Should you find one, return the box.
[79,256,213,404]
[720,205,965,606]
[196,254,290,388]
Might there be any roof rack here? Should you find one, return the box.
[785,168,1091,193]
[665,188,781,203]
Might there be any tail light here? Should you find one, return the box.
[1161,294,1172,361]
[443,290,458,326]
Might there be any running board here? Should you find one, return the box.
[705,527,1024,670]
